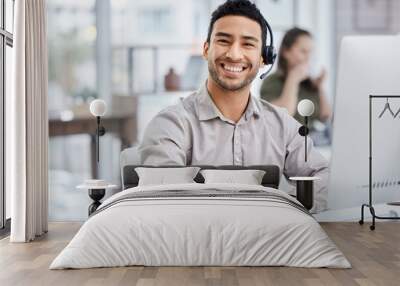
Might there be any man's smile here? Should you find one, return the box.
[218,61,250,78]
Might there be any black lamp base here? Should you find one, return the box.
[88,188,105,216]
[296,180,314,210]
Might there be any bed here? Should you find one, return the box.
[49,149,350,269]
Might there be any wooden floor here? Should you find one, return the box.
[1,222,400,286]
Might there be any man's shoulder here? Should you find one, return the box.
[255,96,293,121]
[253,97,302,142]
[154,91,198,121]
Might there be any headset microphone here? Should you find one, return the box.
[260,64,274,80]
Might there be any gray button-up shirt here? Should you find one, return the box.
[138,83,329,212]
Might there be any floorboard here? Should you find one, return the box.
[0,222,399,286]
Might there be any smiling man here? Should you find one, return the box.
[138,0,329,213]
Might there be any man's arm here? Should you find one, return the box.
[138,109,187,165]
[283,114,329,213]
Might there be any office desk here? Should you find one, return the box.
[49,111,136,178]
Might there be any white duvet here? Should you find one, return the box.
[50,183,350,269]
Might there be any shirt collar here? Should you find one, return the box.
[196,83,221,121]
[244,94,261,120]
[196,82,261,122]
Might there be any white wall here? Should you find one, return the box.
[295,0,335,103]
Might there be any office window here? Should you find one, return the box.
[47,1,96,221]
[137,7,172,35]
[5,0,13,33]
[1,0,14,232]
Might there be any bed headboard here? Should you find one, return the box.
[120,147,280,190]
[122,165,280,190]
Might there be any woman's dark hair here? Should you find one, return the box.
[206,0,267,51]
[278,27,312,75]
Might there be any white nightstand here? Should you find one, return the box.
[77,181,118,216]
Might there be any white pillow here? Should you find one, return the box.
[135,167,200,186]
[200,169,266,185]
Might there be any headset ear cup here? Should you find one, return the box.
[264,46,276,66]
[260,20,275,80]
[262,47,269,65]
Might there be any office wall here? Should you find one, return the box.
[251,0,335,103]
[47,0,337,221]
[336,0,400,40]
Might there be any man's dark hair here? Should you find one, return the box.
[206,0,267,50]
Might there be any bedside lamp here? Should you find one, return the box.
[289,99,318,211]
[297,99,314,162]
[78,99,115,216]
[89,99,107,163]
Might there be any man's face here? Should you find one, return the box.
[204,15,264,92]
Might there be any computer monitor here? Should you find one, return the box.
[328,35,400,210]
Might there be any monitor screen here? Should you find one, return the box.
[328,35,400,210]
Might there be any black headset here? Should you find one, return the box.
[259,19,277,80]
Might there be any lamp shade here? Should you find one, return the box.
[89,99,107,117]
[297,99,314,117]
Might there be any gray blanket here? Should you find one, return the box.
[92,189,311,217]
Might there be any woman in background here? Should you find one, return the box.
[260,27,331,126]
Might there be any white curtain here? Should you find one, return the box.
[7,0,48,242]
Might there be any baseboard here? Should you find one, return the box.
[314,203,400,222]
